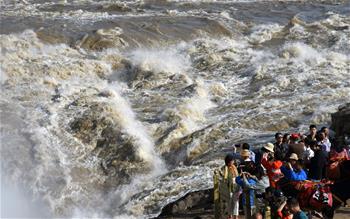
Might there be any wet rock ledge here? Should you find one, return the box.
[157,189,214,219]
[331,103,350,145]
[157,104,350,218]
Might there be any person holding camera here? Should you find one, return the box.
[277,200,293,219]
[216,154,240,219]
[260,143,284,188]
[236,169,257,219]
[280,154,307,181]
[242,165,270,219]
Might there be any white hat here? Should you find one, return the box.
[263,143,274,153]
[289,153,299,160]
[240,149,250,157]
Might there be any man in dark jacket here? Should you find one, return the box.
[308,142,327,181]
[274,132,288,161]
[305,125,317,146]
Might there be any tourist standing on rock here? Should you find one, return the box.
[308,143,327,181]
[242,143,256,163]
[221,154,240,219]
[302,140,314,162]
[305,125,317,146]
[277,200,293,219]
[255,143,275,165]
[282,134,290,150]
[236,168,257,219]
[242,165,270,219]
[274,133,288,161]
[321,126,333,144]
[231,144,243,166]
[317,131,331,156]
[280,158,307,181]
[260,144,284,188]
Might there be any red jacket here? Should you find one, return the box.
[261,157,284,188]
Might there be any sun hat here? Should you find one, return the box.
[289,153,299,160]
[263,143,274,153]
[240,149,251,157]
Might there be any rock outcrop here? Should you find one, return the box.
[331,103,350,145]
[157,189,214,218]
[68,93,151,186]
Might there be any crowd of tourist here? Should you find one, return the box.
[216,125,350,219]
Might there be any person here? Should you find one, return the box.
[241,149,251,162]
[305,125,317,146]
[321,126,334,145]
[267,189,287,219]
[286,134,305,161]
[219,154,240,219]
[236,169,257,218]
[277,200,293,219]
[308,142,327,181]
[255,142,275,165]
[282,133,290,148]
[242,165,270,218]
[242,143,256,163]
[317,131,331,156]
[231,144,244,171]
[303,140,314,162]
[274,133,288,161]
[287,198,308,219]
[281,158,307,181]
[261,149,284,188]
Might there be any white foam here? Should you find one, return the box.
[129,47,191,75]
[0,68,8,84]
[282,42,326,64]
[101,84,165,170]
[248,23,283,44]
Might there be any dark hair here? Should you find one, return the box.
[267,153,274,161]
[287,197,299,208]
[242,143,250,150]
[283,133,290,140]
[275,132,283,139]
[309,124,317,129]
[316,132,325,141]
[255,165,266,179]
[274,189,284,198]
[242,161,256,174]
[309,140,318,147]
[265,186,275,194]
[225,154,234,166]
[296,159,304,169]
[321,126,328,132]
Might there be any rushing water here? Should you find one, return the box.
[1,0,349,218]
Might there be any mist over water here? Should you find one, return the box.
[1,0,350,218]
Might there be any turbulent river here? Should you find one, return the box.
[1,0,349,218]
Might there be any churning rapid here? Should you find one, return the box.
[0,0,349,218]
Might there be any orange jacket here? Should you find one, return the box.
[261,157,284,188]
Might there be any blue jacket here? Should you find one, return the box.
[281,166,307,181]
[236,176,256,206]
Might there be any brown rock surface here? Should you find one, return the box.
[331,103,350,144]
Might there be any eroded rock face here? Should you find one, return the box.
[331,103,350,145]
[68,96,151,186]
[158,189,213,217]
